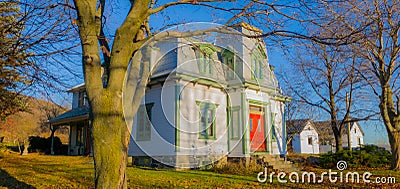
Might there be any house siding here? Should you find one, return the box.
[177,82,228,156]
[342,123,364,148]
[128,81,177,157]
[299,124,319,154]
[226,90,245,157]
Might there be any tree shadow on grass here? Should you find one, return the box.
[0,168,35,189]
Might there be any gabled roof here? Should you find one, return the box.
[48,107,89,125]
[313,121,335,139]
[350,122,364,136]
[312,120,364,138]
[286,119,314,135]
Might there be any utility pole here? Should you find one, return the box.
[346,92,351,151]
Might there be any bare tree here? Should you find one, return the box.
[289,0,400,170]
[285,36,373,151]
[347,0,400,170]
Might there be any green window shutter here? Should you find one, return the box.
[258,58,263,79]
[229,107,240,139]
[271,113,277,142]
[251,53,258,80]
[137,103,153,141]
[137,106,145,140]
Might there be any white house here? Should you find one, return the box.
[343,122,365,148]
[286,119,320,154]
[49,23,291,168]
[48,83,90,156]
[315,121,364,153]
[286,119,365,154]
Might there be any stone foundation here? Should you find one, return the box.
[132,155,228,169]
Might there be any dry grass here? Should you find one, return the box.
[0,150,399,189]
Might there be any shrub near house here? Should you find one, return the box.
[28,136,67,154]
[319,145,392,169]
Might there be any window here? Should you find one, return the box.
[200,53,213,74]
[78,92,87,108]
[230,107,240,139]
[308,137,313,145]
[137,103,154,141]
[251,45,267,80]
[197,102,218,139]
[257,119,262,132]
[195,44,216,75]
[222,49,235,79]
[251,51,263,80]
[250,118,253,131]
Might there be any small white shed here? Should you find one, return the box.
[287,120,320,154]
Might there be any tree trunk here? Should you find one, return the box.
[387,129,400,170]
[379,85,400,170]
[91,92,130,189]
[333,132,343,152]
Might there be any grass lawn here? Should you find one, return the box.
[0,151,399,188]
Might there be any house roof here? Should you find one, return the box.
[286,119,313,135]
[287,119,364,140]
[230,22,263,33]
[48,107,89,125]
[312,120,364,139]
[67,83,86,92]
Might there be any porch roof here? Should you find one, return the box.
[49,107,89,125]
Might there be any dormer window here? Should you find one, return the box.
[195,43,216,76]
[251,51,263,80]
[222,49,235,79]
[199,53,213,75]
[251,44,267,80]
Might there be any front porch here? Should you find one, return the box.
[68,120,91,156]
[48,107,91,156]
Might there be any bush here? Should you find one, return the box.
[209,159,263,175]
[28,136,63,154]
[320,144,392,169]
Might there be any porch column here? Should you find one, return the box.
[282,103,287,156]
[68,122,72,155]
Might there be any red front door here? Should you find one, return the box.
[250,113,266,152]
